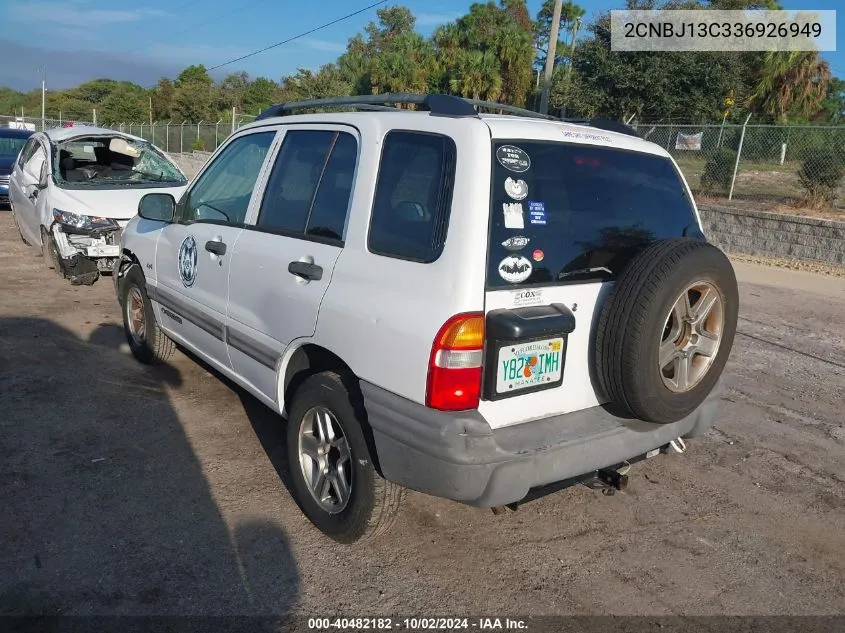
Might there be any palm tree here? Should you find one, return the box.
[747,50,832,122]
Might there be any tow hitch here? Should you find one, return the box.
[596,463,631,496]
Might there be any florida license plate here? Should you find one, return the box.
[496,337,565,394]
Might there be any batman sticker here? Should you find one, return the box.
[498,255,533,283]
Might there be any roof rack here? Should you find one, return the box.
[256,93,478,120]
[254,92,643,138]
[463,99,560,121]
[583,118,643,139]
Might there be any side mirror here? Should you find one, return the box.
[138,193,176,222]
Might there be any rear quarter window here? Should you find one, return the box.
[488,140,699,288]
[368,130,456,263]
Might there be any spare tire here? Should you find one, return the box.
[595,238,738,424]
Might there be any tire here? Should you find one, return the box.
[120,265,176,365]
[286,371,405,543]
[595,238,739,424]
[12,210,27,244]
[42,227,60,271]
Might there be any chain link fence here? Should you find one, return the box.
[0,114,257,154]
[637,122,845,211]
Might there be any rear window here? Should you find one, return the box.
[488,140,699,288]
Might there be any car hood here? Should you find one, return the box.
[50,183,188,220]
[0,156,15,174]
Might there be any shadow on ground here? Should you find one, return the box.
[0,319,300,618]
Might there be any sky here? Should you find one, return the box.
[0,0,841,93]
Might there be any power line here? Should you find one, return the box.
[206,0,388,71]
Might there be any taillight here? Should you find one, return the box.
[426,312,485,411]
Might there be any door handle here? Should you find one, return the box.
[288,261,323,281]
[205,240,227,256]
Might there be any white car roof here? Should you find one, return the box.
[239,110,668,158]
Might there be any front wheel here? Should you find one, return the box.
[286,371,405,543]
[120,265,175,365]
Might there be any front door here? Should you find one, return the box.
[9,138,47,246]
[226,127,358,401]
[153,130,277,372]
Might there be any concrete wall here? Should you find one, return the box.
[699,204,845,265]
[167,151,213,181]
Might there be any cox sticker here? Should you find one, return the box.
[496,145,531,173]
[502,236,529,251]
[514,288,543,307]
[498,255,532,284]
[504,177,528,200]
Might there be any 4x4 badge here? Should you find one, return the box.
[502,236,529,251]
[178,234,198,288]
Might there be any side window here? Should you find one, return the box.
[368,131,456,262]
[180,131,275,226]
[18,139,38,168]
[256,130,357,242]
[23,145,47,179]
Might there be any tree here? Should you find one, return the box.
[151,78,175,120]
[534,0,584,70]
[747,51,832,122]
[278,65,353,104]
[219,71,250,110]
[173,65,216,122]
[818,78,845,123]
[435,1,534,106]
[243,77,279,115]
[99,84,148,124]
[561,13,749,121]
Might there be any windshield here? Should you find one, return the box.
[0,136,29,159]
[488,140,699,288]
[54,136,186,188]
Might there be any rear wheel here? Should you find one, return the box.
[595,238,739,424]
[120,265,175,364]
[286,371,404,543]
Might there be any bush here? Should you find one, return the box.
[700,148,737,194]
[797,148,844,208]
[191,137,206,152]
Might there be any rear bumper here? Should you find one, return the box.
[362,379,724,507]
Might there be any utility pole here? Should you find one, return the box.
[149,96,153,126]
[40,65,46,131]
[539,0,563,116]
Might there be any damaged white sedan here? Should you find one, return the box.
[8,126,188,285]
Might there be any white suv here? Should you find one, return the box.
[114,94,738,543]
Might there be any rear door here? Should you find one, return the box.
[226,126,358,402]
[478,139,701,428]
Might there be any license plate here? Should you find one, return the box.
[87,244,120,257]
[496,337,565,394]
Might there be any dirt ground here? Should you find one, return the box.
[1,210,843,619]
